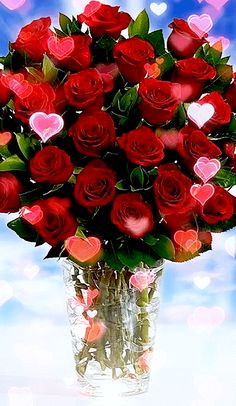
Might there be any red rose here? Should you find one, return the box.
[118,126,164,167]
[173,58,216,102]
[69,111,116,157]
[30,146,74,185]
[189,92,231,133]
[14,82,56,123]
[199,186,235,224]
[0,71,11,107]
[110,192,154,238]
[224,80,236,112]
[0,172,23,213]
[74,160,116,209]
[54,85,68,115]
[177,126,222,168]
[64,68,104,112]
[153,164,196,215]
[95,63,119,92]
[167,18,207,59]
[113,38,155,85]
[224,142,236,172]
[11,17,51,62]
[48,35,92,72]
[34,197,77,247]
[78,2,131,39]
[139,79,181,125]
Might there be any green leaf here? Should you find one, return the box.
[128,9,149,37]
[53,27,66,37]
[42,55,58,83]
[228,113,236,132]
[204,46,222,66]
[143,233,158,246]
[44,245,66,259]
[59,13,72,33]
[220,56,230,64]
[15,133,34,160]
[159,52,175,77]
[0,145,11,159]
[142,30,165,55]
[115,180,129,191]
[0,155,26,171]
[151,235,175,260]
[130,167,145,189]
[7,218,37,243]
[20,186,46,205]
[117,244,143,269]
[103,245,124,272]
[214,168,236,188]
[26,67,44,82]
[119,87,139,113]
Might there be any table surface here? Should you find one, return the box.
[1,323,236,406]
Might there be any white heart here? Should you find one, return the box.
[187,102,215,128]
[224,236,236,258]
[150,2,167,16]
[193,275,211,290]
[87,309,97,319]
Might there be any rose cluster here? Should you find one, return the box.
[0,2,235,267]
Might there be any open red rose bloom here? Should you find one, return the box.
[0,1,235,266]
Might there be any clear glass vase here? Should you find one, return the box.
[62,259,164,397]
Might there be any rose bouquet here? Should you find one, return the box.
[0,1,235,396]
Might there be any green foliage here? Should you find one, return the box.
[117,244,143,269]
[0,155,26,171]
[214,169,236,188]
[42,55,58,83]
[16,133,40,160]
[58,14,82,35]
[130,167,145,190]
[142,29,165,55]
[159,53,175,77]
[199,214,236,233]
[128,10,149,37]
[150,235,175,260]
[7,218,37,243]
[102,243,124,272]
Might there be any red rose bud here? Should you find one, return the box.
[224,81,236,113]
[224,142,236,171]
[113,38,155,85]
[167,18,207,59]
[199,186,235,225]
[0,172,23,213]
[33,197,77,247]
[64,68,104,112]
[111,193,154,238]
[118,126,164,167]
[78,2,131,39]
[11,17,52,62]
[0,72,11,107]
[74,160,116,209]
[177,126,221,168]
[30,146,74,185]
[69,111,116,157]
[173,58,216,102]
[14,82,56,123]
[138,79,181,126]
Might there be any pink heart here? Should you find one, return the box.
[1,73,32,99]
[194,157,221,183]
[48,35,75,60]
[205,0,229,11]
[0,131,12,146]
[187,102,214,129]
[65,236,102,263]
[208,36,230,51]
[188,14,213,38]
[130,271,155,292]
[174,229,202,254]
[0,0,26,10]
[83,1,101,17]
[190,183,215,206]
[29,112,64,142]
[20,205,43,225]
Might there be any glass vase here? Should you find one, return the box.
[62,259,164,397]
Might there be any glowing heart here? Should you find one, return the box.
[85,320,106,343]
[0,131,12,145]
[29,112,64,142]
[188,14,213,38]
[0,0,26,10]
[70,288,100,311]
[20,205,43,225]
[23,264,40,280]
[188,306,225,332]
[156,57,164,65]
[130,271,155,292]
[65,236,102,263]
[47,36,75,60]
[83,1,101,17]
[224,236,236,258]
[174,230,202,254]
[190,183,215,205]
[150,2,167,16]
[205,0,229,11]
[144,63,161,78]
[0,280,13,306]
[187,102,214,129]
[194,157,221,183]
[2,73,32,99]
[87,309,97,318]
[138,350,152,372]
[208,36,230,51]
[193,275,211,290]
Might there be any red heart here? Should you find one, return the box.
[174,230,202,254]
[2,73,32,99]
[83,1,101,17]
[85,320,106,343]
[144,62,161,78]
[65,236,102,263]
[190,183,215,206]
[20,205,43,225]
[47,36,75,60]
[0,131,12,146]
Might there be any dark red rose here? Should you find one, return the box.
[48,34,92,72]
[0,172,23,213]
[110,192,154,238]
[78,2,131,39]
[167,18,207,59]
[118,126,164,167]
[224,80,236,112]
[64,68,104,112]
[11,17,51,62]
[139,79,181,125]
[177,126,222,168]
[74,160,116,209]
[189,91,231,133]
[113,38,155,84]
[0,71,11,107]
[34,197,77,247]
[69,111,116,157]
[224,142,236,172]
[173,58,216,102]
[199,186,235,224]
[153,164,196,215]
[54,85,67,115]
[14,82,56,123]
[30,146,74,185]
